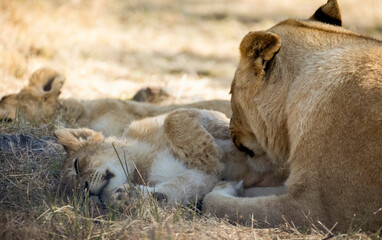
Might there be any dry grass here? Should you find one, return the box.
[1,0,382,239]
[0,123,377,239]
[0,122,323,239]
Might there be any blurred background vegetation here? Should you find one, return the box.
[1,0,381,102]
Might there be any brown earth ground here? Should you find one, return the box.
[1,0,381,239]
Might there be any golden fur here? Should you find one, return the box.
[55,109,287,206]
[203,0,382,232]
[0,68,232,136]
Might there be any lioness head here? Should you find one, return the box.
[55,128,130,203]
[230,0,343,163]
[0,67,64,123]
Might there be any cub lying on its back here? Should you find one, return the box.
[0,68,232,137]
[55,109,288,206]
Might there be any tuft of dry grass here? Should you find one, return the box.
[1,0,381,239]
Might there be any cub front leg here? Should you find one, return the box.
[111,170,219,207]
[149,171,219,207]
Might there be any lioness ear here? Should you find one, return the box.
[54,128,104,153]
[28,67,65,97]
[239,31,281,77]
[310,0,342,26]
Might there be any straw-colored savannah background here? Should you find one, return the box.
[1,0,381,239]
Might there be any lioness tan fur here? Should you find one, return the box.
[203,0,382,232]
[55,109,287,206]
[0,68,232,136]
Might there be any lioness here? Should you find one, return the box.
[0,68,231,137]
[55,109,287,206]
[203,0,382,232]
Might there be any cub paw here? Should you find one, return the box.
[210,180,244,197]
[202,181,243,215]
[110,186,139,207]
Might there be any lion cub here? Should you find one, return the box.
[0,68,232,137]
[55,109,287,206]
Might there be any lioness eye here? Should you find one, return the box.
[74,158,79,174]
[238,144,255,157]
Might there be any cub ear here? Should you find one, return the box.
[28,67,65,97]
[310,0,342,26]
[54,128,104,153]
[239,31,281,77]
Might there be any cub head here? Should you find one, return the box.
[230,0,342,161]
[54,128,129,203]
[0,67,64,123]
[132,87,170,104]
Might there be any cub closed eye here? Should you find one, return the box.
[74,158,79,174]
